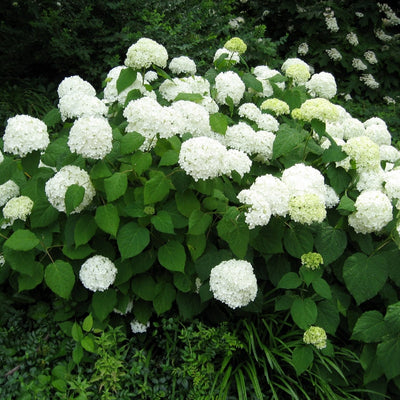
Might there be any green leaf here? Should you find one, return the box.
[283,224,313,258]
[72,343,83,364]
[30,198,59,228]
[209,112,228,135]
[273,124,307,159]
[176,292,203,320]
[62,244,94,259]
[153,282,176,315]
[116,67,137,93]
[186,234,206,261]
[124,89,143,106]
[131,152,152,176]
[21,150,40,175]
[312,278,332,299]
[43,108,61,128]
[316,300,340,335]
[325,164,351,195]
[173,272,192,292]
[5,229,39,251]
[82,314,93,332]
[321,140,347,163]
[159,149,179,166]
[291,297,317,329]
[277,272,302,289]
[144,172,170,204]
[174,93,203,102]
[74,215,97,247]
[153,65,172,81]
[377,338,400,380]
[315,224,347,265]
[337,195,356,215]
[188,209,212,235]
[92,289,117,321]
[242,72,263,92]
[352,311,388,343]
[95,204,120,237]
[18,262,44,291]
[117,222,150,260]
[343,253,389,305]
[158,241,186,272]
[292,346,314,375]
[175,190,200,217]
[104,173,128,202]
[299,266,323,286]
[151,211,175,234]
[71,322,83,342]
[131,274,157,301]
[90,161,112,179]
[65,184,85,215]
[311,119,326,138]
[45,260,75,299]
[81,335,96,353]
[385,302,400,334]
[120,131,145,154]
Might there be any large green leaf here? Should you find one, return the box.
[65,184,85,215]
[209,112,228,135]
[116,67,137,93]
[117,222,150,260]
[158,241,186,272]
[151,211,175,234]
[144,172,170,204]
[273,124,307,159]
[92,289,117,321]
[131,274,157,301]
[292,346,314,375]
[352,311,388,343]
[18,262,44,291]
[283,224,313,258]
[95,204,120,237]
[385,302,400,334]
[290,297,317,329]
[277,272,302,289]
[153,282,176,315]
[30,198,59,228]
[74,214,97,247]
[45,260,75,299]
[343,253,389,305]
[4,229,39,251]
[175,190,200,217]
[104,172,128,202]
[120,131,145,154]
[377,338,400,380]
[316,300,340,335]
[314,224,347,265]
[188,209,212,235]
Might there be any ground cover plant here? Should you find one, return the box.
[1,32,400,399]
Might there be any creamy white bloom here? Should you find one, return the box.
[281,58,311,74]
[45,165,96,214]
[57,75,96,98]
[79,255,117,292]
[125,38,168,69]
[383,96,396,105]
[288,193,326,224]
[238,103,261,121]
[324,13,339,32]
[3,115,49,157]
[326,48,342,61]
[130,320,150,333]
[303,326,327,349]
[260,99,290,116]
[214,71,245,106]
[0,180,20,207]
[298,42,309,55]
[346,32,359,46]
[343,136,381,170]
[209,259,257,309]
[305,72,337,99]
[375,29,392,42]
[360,74,380,89]
[213,48,240,64]
[169,56,196,75]
[292,98,339,123]
[380,145,400,162]
[348,190,392,234]
[252,66,285,95]
[2,195,33,226]
[364,51,378,64]
[144,70,158,82]
[222,149,252,178]
[58,92,108,121]
[352,58,368,71]
[341,118,366,140]
[364,117,387,129]
[364,124,392,146]
[384,169,400,200]
[68,116,113,160]
[356,168,385,192]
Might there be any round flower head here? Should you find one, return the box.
[305,72,337,99]
[214,71,245,106]
[288,193,326,225]
[281,58,311,74]
[144,70,158,82]
[303,326,327,349]
[45,165,96,214]
[169,56,197,75]
[238,103,262,121]
[384,169,400,200]
[125,38,168,70]
[284,64,310,85]
[301,252,324,270]
[2,195,33,226]
[224,37,247,54]
[364,117,387,129]
[3,115,50,157]
[292,98,339,123]
[68,116,113,159]
[348,190,393,234]
[57,75,96,98]
[222,149,252,178]
[364,124,392,146]
[380,145,400,163]
[213,48,240,65]
[0,180,20,207]
[260,98,290,116]
[209,259,257,309]
[341,118,366,140]
[342,136,380,170]
[130,320,150,334]
[79,255,117,292]
[58,92,108,121]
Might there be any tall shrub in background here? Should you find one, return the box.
[1,35,400,398]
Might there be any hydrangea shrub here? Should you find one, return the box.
[1,37,400,389]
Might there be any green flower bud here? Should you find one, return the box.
[224,37,247,55]
[303,326,327,349]
[301,252,324,270]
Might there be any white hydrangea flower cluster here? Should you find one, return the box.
[303,326,327,349]
[237,103,279,131]
[364,122,391,146]
[179,137,251,181]
[380,145,400,163]
[378,3,400,26]
[0,180,20,207]
[3,115,50,157]
[238,103,261,121]
[383,96,396,105]
[213,48,240,65]
[289,193,327,224]
[2,196,34,227]
[223,122,275,161]
[68,116,113,159]
[352,58,368,71]
[281,58,311,74]
[159,75,211,102]
[348,190,392,234]
[383,169,400,201]
[326,48,342,61]
[58,75,96,98]
[364,51,378,64]
[346,32,359,46]
[252,65,285,97]
[360,74,380,89]
[324,8,339,32]
[79,255,117,292]
[297,42,309,56]
[45,165,96,214]
[285,64,311,85]
[305,72,337,99]
[260,99,290,116]
[169,56,197,75]
[130,320,150,334]
[292,98,339,123]
[375,28,393,42]
[124,37,168,70]
[224,37,247,55]
[214,71,245,106]
[103,67,155,105]
[209,259,257,309]
[342,136,381,170]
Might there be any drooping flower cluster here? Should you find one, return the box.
[209,259,258,309]
[326,48,342,61]
[352,58,368,71]
[360,74,380,89]
[323,8,339,32]
[45,165,96,214]
[124,37,168,70]
[297,42,309,56]
[79,255,117,292]
[303,326,327,349]
[346,32,359,46]
[3,115,50,157]
[364,51,378,64]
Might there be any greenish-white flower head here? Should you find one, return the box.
[303,326,327,349]
[2,195,34,228]
[292,98,339,123]
[285,64,311,85]
[301,252,324,270]
[342,136,381,170]
[260,98,290,116]
[288,193,326,225]
[125,37,168,70]
[224,37,247,55]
